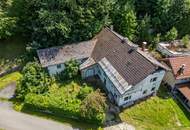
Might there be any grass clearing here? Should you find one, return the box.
[0,72,22,90]
[119,86,190,130]
[0,36,26,60]
[0,36,26,72]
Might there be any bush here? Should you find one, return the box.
[182,34,190,48]
[23,83,106,124]
[16,62,55,100]
[165,27,178,42]
[77,84,93,100]
[80,89,107,123]
[56,59,79,81]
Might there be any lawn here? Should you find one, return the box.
[0,72,22,90]
[119,86,190,130]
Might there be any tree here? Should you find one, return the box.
[15,0,111,49]
[63,59,79,79]
[182,34,190,48]
[0,0,17,40]
[0,0,10,10]
[112,0,137,41]
[165,27,178,42]
[0,16,17,39]
[152,0,172,32]
[137,15,152,42]
[80,89,107,123]
[16,62,54,100]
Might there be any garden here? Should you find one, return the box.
[14,60,108,125]
[119,86,190,130]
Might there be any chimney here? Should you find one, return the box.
[177,64,186,75]
[142,42,147,51]
[121,38,128,44]
[110,25,114,31]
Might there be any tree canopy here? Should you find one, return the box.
[14,0,111,49]
[2,0,190,49]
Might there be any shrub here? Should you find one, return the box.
[182,34,190,48]
[77,85,93,100]
[165,27,178,42]
[80,89,107,123]
[64,59,79,79]
[24,83,106,124]
[16,62,55,100]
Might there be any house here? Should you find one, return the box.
[37,28,168,107]
[162,56,190,111]
[157,40,190,57]
[37,40,97,75]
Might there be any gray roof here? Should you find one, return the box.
[99,57,131,95]
[37,40,97,67]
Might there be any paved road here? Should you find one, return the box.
[0,101,74,130]
[0,84,74,130]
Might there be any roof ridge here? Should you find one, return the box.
[137,49,169,70]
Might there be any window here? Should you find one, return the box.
[143,90,147,94]
[151,87,156,91]
[98,69,102,75]
[150,77,157,82]
[124,96,131,101]
[57,64,61,69]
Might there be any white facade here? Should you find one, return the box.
[47,58,87,75]
[81,64,166,107]
[163,71,190,88]
[47,63,65,75]
[119,70,165,106]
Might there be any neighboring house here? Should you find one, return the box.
[37,28,168,107]
[157,40,190,57]
[37,40,97,75]
[162,56,190,111]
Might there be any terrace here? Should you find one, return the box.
[157,40,190,57]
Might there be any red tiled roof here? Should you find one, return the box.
[167,56,190,79]
[178,83,190,101]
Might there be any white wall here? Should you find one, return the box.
[48,58,88,76]
[81,64,166,107]
[47,64,65,75]
[96,65,121,104]
[163,71,190,89]
[163,71,176,88]
[118,70,166,106]
[81,64,122,104]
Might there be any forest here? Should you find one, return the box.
[1,0,190,50]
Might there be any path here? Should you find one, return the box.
[0,82,16,99]
[0,84,74,130]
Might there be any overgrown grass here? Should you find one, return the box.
[119,86,190,130]
[0,72,22,90]
[13,79,99,130]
